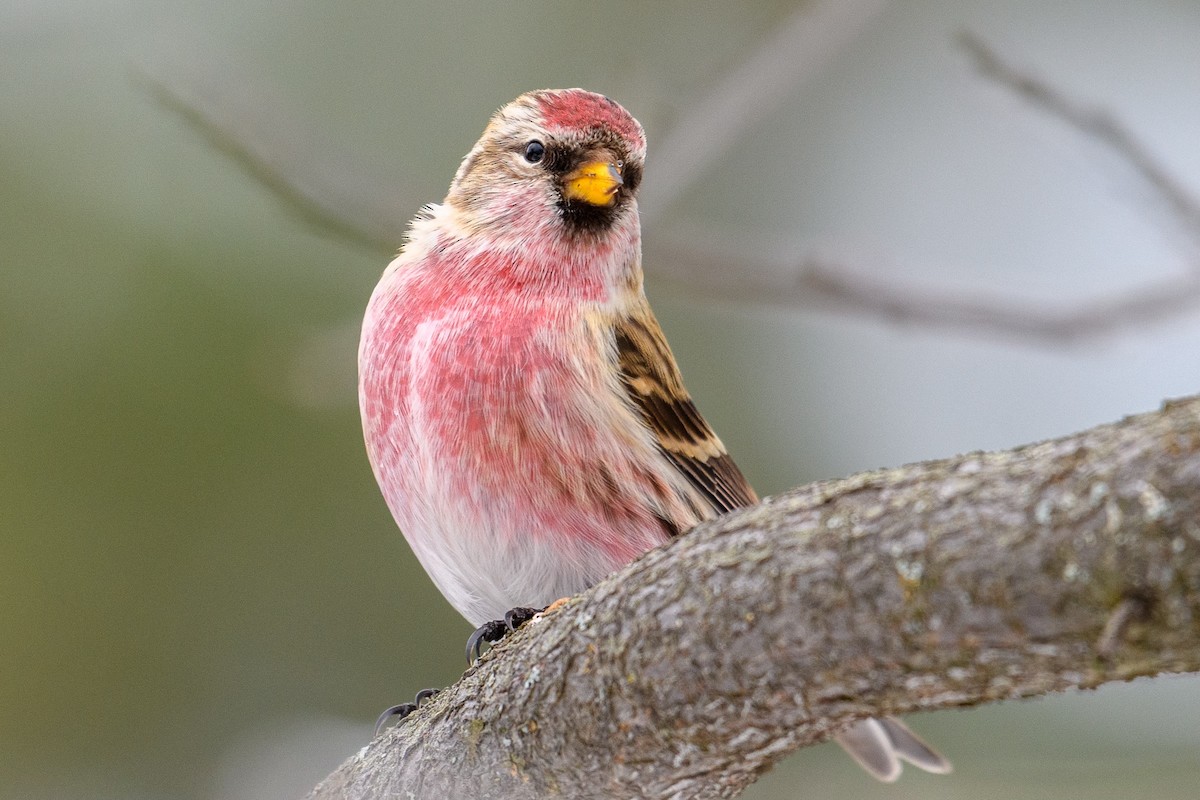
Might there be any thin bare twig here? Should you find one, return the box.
[959,31,1200,256]
[798,261,1200,340]
[645,241,1200,342]
[133,62,406,252]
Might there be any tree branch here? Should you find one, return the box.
[643,246,1200,343]
[308,395,1200,800]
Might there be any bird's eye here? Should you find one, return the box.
[523,140,545,164]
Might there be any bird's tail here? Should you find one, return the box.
[833,717,952,782]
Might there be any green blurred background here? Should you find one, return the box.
[3,1,1199,798]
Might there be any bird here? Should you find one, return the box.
[358,88,950,782]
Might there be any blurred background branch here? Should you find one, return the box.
[140,29,1200,341]
[133,66,402,253]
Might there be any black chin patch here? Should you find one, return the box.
[557,196,623,234]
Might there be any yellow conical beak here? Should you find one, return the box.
[562,160,624,207]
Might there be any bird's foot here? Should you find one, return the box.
[373,687,440,737]
[465,606,542,664]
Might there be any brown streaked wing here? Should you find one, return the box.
[613,305,758,521]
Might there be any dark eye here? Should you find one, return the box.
[523,140,545,164]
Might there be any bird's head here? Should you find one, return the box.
[445,89,646,240]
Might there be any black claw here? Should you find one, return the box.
[466,606,543,664]
[505,606,540,631]
[374,703,416,737]
[465,619,508,664]
[373,687,442,738]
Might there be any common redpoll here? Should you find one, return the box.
[358,88,950,782]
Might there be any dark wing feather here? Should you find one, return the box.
[613,306,758,522]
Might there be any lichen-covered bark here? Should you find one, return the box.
[308,396,1200,800]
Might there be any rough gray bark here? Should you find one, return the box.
[308,396,1200,800]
